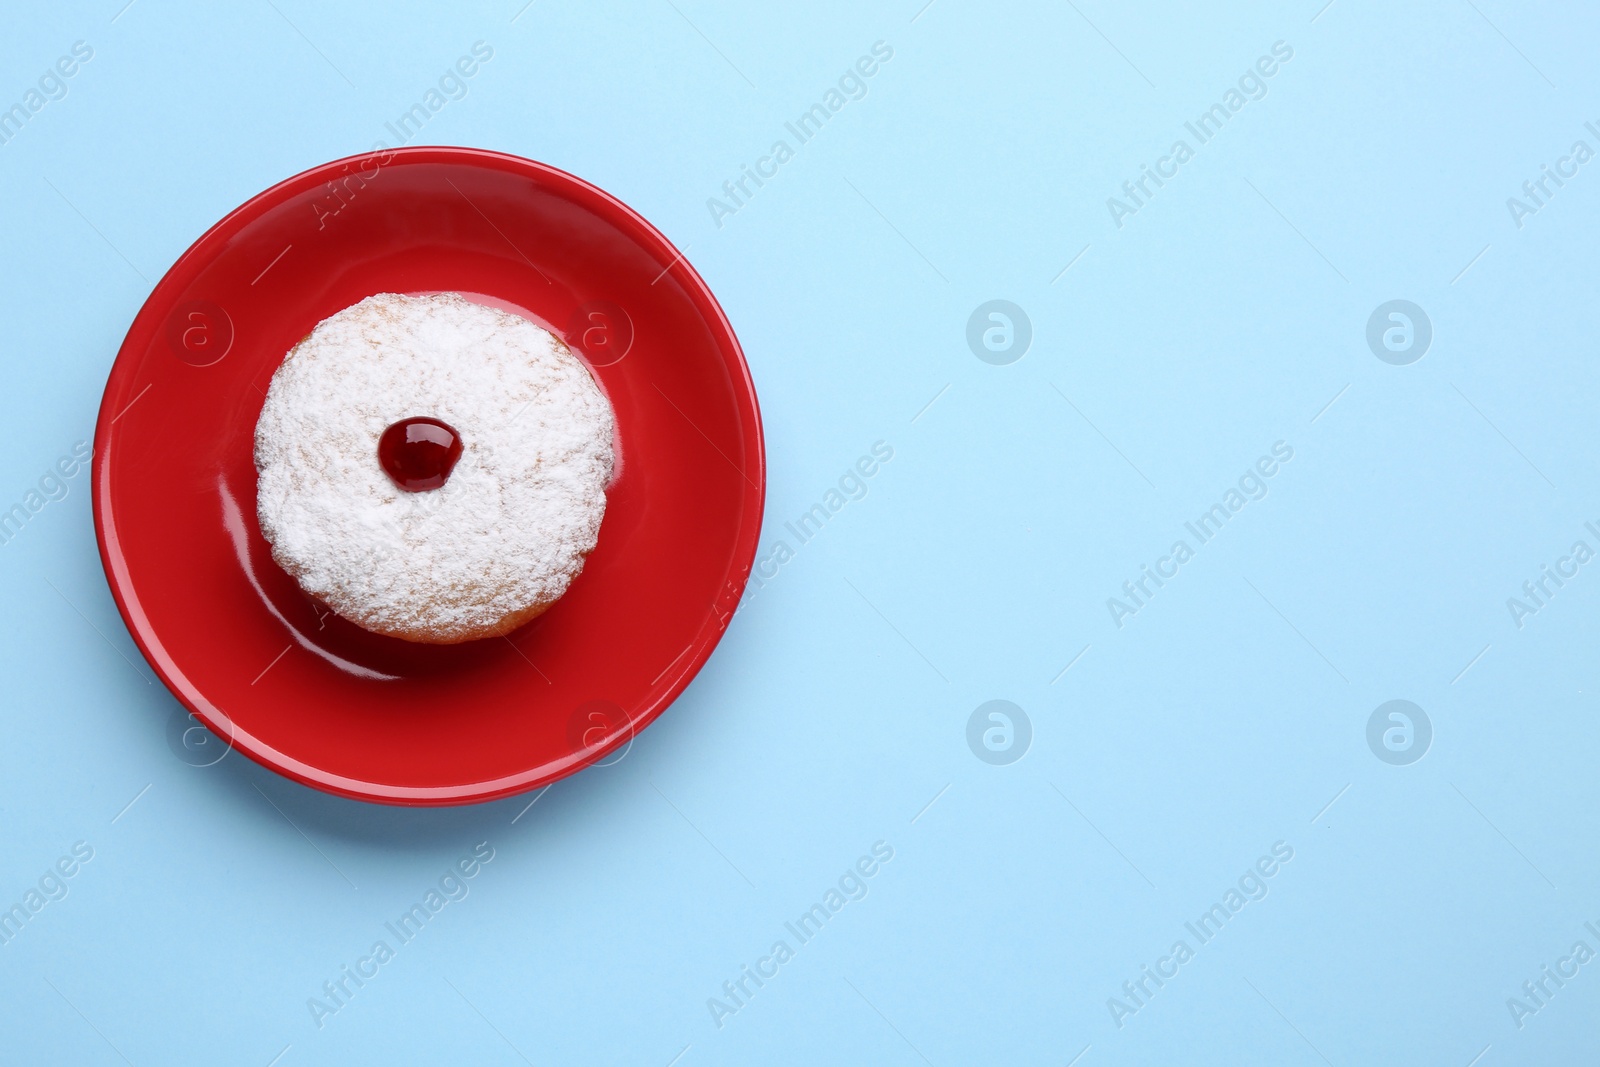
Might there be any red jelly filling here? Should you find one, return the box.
[378,416,462,492]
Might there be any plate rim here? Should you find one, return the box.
[91,146,766,806]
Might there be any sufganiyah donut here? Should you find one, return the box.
[254,292,615,643]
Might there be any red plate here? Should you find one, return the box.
[93,147,764,805]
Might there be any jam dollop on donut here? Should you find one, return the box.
[379,416,463,492]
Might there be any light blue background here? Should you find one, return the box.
[2,1,1597,1063]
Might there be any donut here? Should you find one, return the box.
[253,292,616,644]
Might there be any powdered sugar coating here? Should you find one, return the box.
[254,292,615,643]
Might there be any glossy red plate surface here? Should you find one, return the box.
[93,147,764,805]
